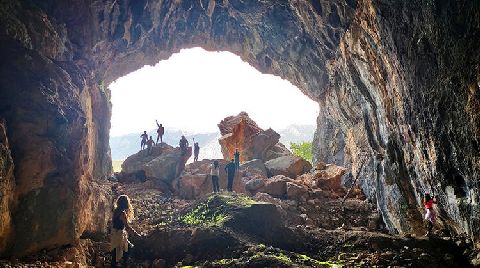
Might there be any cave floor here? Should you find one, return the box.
[0,181,476,268]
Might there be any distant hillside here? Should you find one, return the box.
[110,124,316,160]
[278,124,316,146]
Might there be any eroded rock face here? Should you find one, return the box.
[0,0,478,257]
[218,112,281,162]
[0,120,14,253]
[313,0,480,237]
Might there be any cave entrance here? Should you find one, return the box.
[109,47,319,170]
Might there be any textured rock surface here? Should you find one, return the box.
[0,120,14,254]
[174,159,247,199]
[239,159,268,178]
[122,144,191,184]
[264,155,312,179]
[0,0,478,257]
[218,112,281,162]
[312,0,480,237]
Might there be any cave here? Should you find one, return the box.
[0,0,479,265]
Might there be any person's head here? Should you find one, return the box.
[424,193,432,202]
[231,159,234,162]
[143,131,147,134]
[181,135,185,139]
[213,160,219,168]
[235,148,239,153]
[160,124,162,127]
[115,195,134,221]
[149,136,153,139]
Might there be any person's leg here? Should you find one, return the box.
[122,243,132,268]
[227,175,233,192]
[215,177,220,192]
[211,176,216,192]
[110,249,117,268]
[427,221,433,235]
[156,135,159,143]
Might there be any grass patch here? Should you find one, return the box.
[205,245,343,267]
[180,193,259,227]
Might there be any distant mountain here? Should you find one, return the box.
[110,124,316,160]
[278,124,316,147]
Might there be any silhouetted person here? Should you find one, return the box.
[110,195,141,268]
[140,131,148,150]
[146,136,155,155]
[210,160,220,193]
[224,159,236,192]
[424,193,437,236]
[179,135,189,155]
[156,120,164,144]
[234,149,240,169]
[194,142,200,162]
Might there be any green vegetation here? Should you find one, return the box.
[206,245,343,267]
[180,193,258,227]
[290,142,313,163]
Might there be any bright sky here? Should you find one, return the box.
[109,47,319,137]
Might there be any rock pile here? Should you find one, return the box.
[116,144,192,190]
[218,112,312,178]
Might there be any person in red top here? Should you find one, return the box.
[424,193,436,236]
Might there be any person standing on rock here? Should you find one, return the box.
[140,131,148,150]
[194,141,200,162]
[156,120,164,144]
[234,149,240,169]
[210,160,220,193]
[146,136,155,156]
[224,159,236,192]
[424,193,437,236]
[110,195,141,268]
[179,135,189,155]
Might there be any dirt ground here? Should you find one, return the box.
[0,180,477,268]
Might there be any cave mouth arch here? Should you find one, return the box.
[0,0,357,256]
[108,47,320,163]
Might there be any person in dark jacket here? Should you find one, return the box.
[234,149,240,169]
[224,159,236,192]
[194,142,200,162]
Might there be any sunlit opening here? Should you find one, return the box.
[109,47,318,167]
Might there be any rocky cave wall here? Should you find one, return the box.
[0,0,478,256]
[313,0,480,237]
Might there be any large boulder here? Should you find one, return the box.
[218,112,281,162]
[264,155,312,179]
[286,182,308,201]
[314,164,347,191]
[121,144,192,183]
[260,175,292,198]
[263,143,292,162]
[245,179,265,194]
[240,159,268,178]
